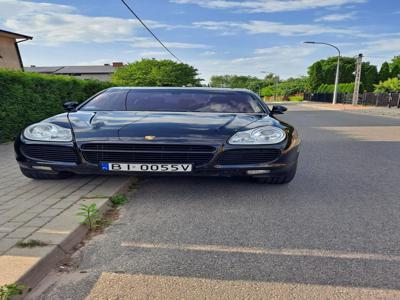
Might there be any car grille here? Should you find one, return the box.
[21,144,78,163]
[216,149,281,165]
[81,143,216,165]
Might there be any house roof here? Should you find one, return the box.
[0,29,33,40]
[25,65,116,74]
[24,67,64,73]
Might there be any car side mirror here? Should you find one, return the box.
[63,101,79,112]
[271,105,287,114]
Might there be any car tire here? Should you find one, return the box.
[20,167,72,180]
[253,162,297,184]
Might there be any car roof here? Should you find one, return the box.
[106,87,255,94]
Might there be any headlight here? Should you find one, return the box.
[24,122,72,142]
[229,126,286,145]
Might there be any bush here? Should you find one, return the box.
[317,82,354,93]
[288,95,303,101]
[0,69,111,142]
[374,77,400,93]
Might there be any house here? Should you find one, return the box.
[0,29,32,70]
[25,62,124,81]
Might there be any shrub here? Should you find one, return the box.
[316,82,354,94]
[0,69,111,142]
[374,77,400,93]
[288,95,303,101]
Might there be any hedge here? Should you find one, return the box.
[317,82,355,94]
[0,69,112,142]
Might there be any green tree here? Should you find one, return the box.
[389,55,400,73]
[374,77,400,93]
[277,77,307,96]
[361,63,379,92]
[307,61,324,92]
[391,64,400,79]
[209,75,265,94]
[112,59,202,87]
[379,62,391,82]
[306,56,380,92]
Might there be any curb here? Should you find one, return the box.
[2,176,134,296]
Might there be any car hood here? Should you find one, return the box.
[67,111,279,144]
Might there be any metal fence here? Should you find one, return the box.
[304,93,400,108]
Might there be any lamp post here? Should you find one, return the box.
[304,41,341,105]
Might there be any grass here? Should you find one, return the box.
[16,239,49,248]
[110,194,128,206]
[0,283,30,300]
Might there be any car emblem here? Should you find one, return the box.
[144,135,156,141]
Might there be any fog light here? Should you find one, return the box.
[247,170,271,175]
[32,166,52,171]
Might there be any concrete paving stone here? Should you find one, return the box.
[5,244,56,258]
[85,177,130,198]
[0,215,13,226]
[27,204,54,213]
[0,238,20,254]
[0,222,24,233]
[23,217,52,228]
[27,231,70,246]
[38,208,64,218]
[5,226,38,239]
[12,212,40,223]
[51,201,76,210]
[37,198,64,207]
[30,197,110,246]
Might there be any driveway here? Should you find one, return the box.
[33,103,400,299]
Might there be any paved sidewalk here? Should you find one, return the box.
[302,101,400,118]
[0,143,133,288]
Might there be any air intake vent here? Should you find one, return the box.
[21,144,78,163]
[217,149,281,165]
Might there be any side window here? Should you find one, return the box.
[80,90,127,111]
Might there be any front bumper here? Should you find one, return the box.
[15,137,300,178]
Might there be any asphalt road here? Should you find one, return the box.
[36,104,400,299]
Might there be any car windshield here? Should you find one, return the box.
[80,89,265,113]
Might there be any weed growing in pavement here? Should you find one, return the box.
[110,194,128,206]
[77,203,100,230]
[0,283,30,300]
[16,239,49,248]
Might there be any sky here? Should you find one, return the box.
[0,0,399,82]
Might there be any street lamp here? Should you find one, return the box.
[304,41,341,105]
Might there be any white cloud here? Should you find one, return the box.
[171,0,366,13]
[363,38,400,54]
[200,51,217,56]
[0,0,197,47]
[138,51,170,58]
[194,20,358,36]
[75,58,118,66]
[130,37,210,49]
[315,12,356,22]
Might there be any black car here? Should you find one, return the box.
[15,87,300,184]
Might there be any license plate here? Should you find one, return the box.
[101,163,192,172]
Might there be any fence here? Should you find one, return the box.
[304,92,400,108]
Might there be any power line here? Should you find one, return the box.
[120,0,183,63]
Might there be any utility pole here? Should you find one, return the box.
[352,53,363,105]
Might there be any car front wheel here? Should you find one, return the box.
[20,167,72,180]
